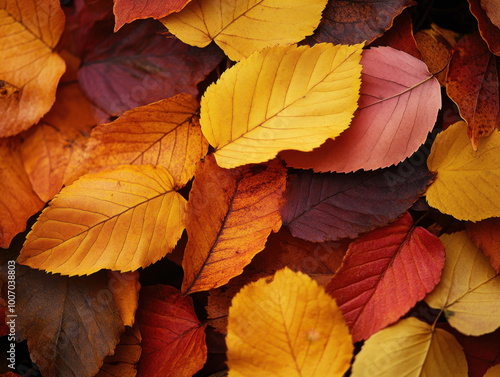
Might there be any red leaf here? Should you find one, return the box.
[469,0,500,55]
[326,212,445,342]
[280,162,433,242]
[136,285,207,377]
[281,47,441,172]
[466,217,500,273]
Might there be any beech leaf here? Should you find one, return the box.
[18,165,186,276]
[425,231,500,336]
[182,156,286,294]
[0,0,66,136]
[201,43,363,169]
[161,0,328,61]
[281,47,441,172]
[227,268,353,377]
[466,217,500,273]
[426,121,500,221]
[351,317,467,377]
[326,212,445,342]
[136,285,207,377]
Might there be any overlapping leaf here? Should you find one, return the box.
[281,47,441,172]
[469,0,500,55]
[107,271,140,327]
[426,121,500,221]
[18,165,186,276]
[182,156,286,294]
[425,231,500,336]
[161,0,327,61]
[227,268,353,377]
[326,213,445,342]
[0,0,66,136]
[201,43,362,168]
[351,317,467,377]
[481,0,500,28]
[136,285,207,377]
[72,94,207,188]
[281,162,433,242]
[467,217,500,272]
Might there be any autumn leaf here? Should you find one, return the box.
[426,121,500,221]
[201,43,362,168]
[484,364,500,377]
[0,138,44,248]
[309,0,415,45]
[0,265,124,377]
[425,231,500,336]
[136,285,207,377]
[78,19,222,120]
[481,0,500,28]
[18,165,186,276]
[113,0,191,31]
[107,271,140,327]
[0,0,66,137]
[281,163,433,242]
[227,268,353,377]
[326,212,445,342]
[161,0,327,61]
[281,47,441,172]
[466,217,500,272]
[182,156,286,294]
[446,32,500,147]
[469,0,500,55]
[351,317,467,377]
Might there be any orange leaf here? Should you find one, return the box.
[481,0,500,28]
[182,156,286,294]
[73,94,207,189]
[107,271,140,327]
[136,285,207,377]
[467,217,500,273]
[0,138,44,248]
[326,212,445,342]
[0,0,66,136]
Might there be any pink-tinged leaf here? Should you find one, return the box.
[78,19,223,122]
[281,162,434,242]
[113,0,191,31]
[326,212,445,342]
[136,285,207,377]
[281,47,441,173]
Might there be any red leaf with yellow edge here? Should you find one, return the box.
[326,212,445,342]
[467,217,500,273]
[182,156,286,294]
[469,0,500,55]
[136,285,207,377]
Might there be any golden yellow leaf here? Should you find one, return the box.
[17,165,186,276]
[201,43,362,168]
[425,231,500,336]
[351,317,467,377]
[226,268,353,377]
[0,0,66,136]
[161,0,328,61]
[484,364,500,377]
[426,121,500,221]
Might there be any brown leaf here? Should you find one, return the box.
[481,0,500,28]
[107,271,140,327]
[469,0,500,55]
[182,156,286,294]
[466,217,500,273]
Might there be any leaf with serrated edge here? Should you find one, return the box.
[425,231,500,336]
[18,165,186,276]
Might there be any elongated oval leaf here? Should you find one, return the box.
[426,121,500,221]
[425,231,500,336]
[18,165,186,276]
[351,317,467,377]
[281,47,441,172]
[201,43,363,168]
[326,213,445,342]
[227,268,353,377]
[161,0,327,61]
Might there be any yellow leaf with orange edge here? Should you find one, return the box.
[227,268,353,377]
[161,0,327,61]
[425,231,500,336]
[201,43,362,168]
[351,317,467,377]
[426,121,500,221]
[17,165,186,276]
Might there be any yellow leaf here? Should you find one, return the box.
[226,268,353,377]
[17,165,186,276]
[161,0,328,61]
[351,317,467,377]
[426,121,500,221]
[201,43,363,168]
[425,231,500,335]
[484,364,500,377]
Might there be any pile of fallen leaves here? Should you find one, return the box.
[1,0,500,376]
